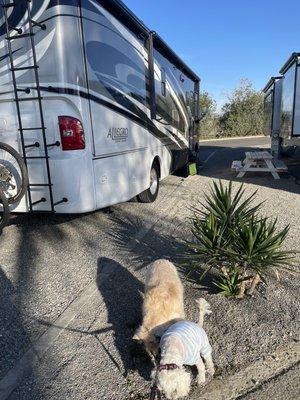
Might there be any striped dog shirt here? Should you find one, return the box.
[160,321,212,366]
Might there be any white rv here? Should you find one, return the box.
[0,0,200,213]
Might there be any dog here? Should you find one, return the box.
[133,259,185,357]
[153,298,214,400]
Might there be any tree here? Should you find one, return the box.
[220,79,264,137]
[198,91,219,139]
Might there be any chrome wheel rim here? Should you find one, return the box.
[149,168,158,195]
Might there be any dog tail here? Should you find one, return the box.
[195,298,212,327]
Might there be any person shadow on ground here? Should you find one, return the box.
[0,267,43,399]
[96,257,153,380]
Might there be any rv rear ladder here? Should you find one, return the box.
[2,0,67,213]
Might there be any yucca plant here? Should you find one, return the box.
[185,181,296,298]
[226,217,294,297]
[213,269,251,297]
[191,181,262,227]
[185,213,228,278]
[186,181,262,280]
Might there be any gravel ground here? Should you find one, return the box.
[0,138,299,400]
[241,362,300,400]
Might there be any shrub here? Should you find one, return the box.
[185,181,295,298]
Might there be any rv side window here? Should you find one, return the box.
[281,64,296,137]
[172,109,180,125]
[161,68,166,96]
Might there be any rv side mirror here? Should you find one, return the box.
[195,107,208,123]
[200,107,209,119]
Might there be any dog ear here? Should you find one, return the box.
[138,290,145,300]
[132,333,141,341]
[133,326,148,341]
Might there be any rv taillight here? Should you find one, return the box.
[58,116,85,151]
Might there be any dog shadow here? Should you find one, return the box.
[96,257,153,380]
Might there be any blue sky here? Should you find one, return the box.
[124,0,300,109]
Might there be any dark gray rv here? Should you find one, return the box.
[0,0,200,213]
[278,53,300,155]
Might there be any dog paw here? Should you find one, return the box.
[205,372,214,384]
[197,377,206,387]
[207,368,215,377]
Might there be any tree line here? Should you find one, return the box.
[199,79,264,139]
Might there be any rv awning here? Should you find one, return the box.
[279,52,300,75]
[262,76,282,93]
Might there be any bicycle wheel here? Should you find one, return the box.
[0,188,10,232]
[0,142,29,204]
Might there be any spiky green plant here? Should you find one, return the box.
[213,270,252,296]
[184,181,296,298]
[186,181,262,280]
[191,180,262,227]
[228,217,294,278]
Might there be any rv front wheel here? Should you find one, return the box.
[138,163,160,203]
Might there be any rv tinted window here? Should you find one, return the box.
[293,65,300,136]
[281,64,296,138]
[172,109,180,124]
[153,48,195,134]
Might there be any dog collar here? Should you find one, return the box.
[157,363,179,371]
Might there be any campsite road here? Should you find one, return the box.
[198,136,270,173]
[198,136,300,182]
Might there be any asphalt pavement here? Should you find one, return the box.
[198,136,300,182]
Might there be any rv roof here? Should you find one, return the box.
[101,0,200,83]
[279,52,300,75]
[262,76,282,93]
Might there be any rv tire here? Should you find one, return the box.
[138,162,159,203]
[280,145,296,158]
[0,188,10,233]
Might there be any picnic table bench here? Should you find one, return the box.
[231,151,287,180]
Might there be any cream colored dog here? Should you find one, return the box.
[133,259,185,356]
[154,298,214,400]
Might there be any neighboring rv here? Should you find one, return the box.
[263,53,300,157]
[0,0,200,213]
[279,53,300,155]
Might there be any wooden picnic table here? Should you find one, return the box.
[232,151,287,180]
